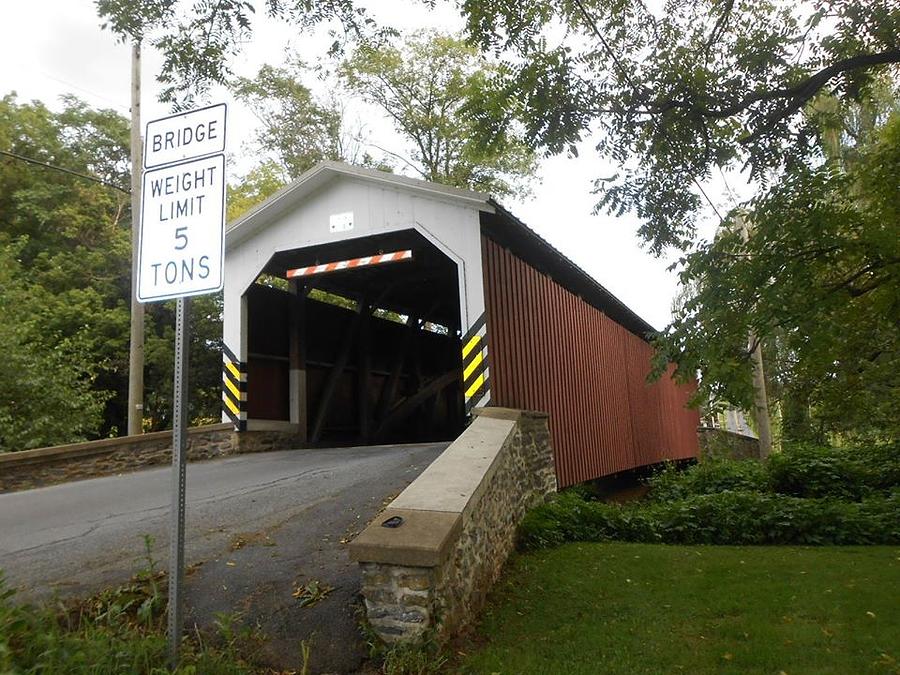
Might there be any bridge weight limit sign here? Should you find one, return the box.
[137,103,227,668]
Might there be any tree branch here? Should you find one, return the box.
[639,50,900,128]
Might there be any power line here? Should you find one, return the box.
[571,0,726,225]
[6,57,131,113]
[0,149,130,194]
[36,69,131,113]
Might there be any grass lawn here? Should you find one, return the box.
[456,543,900,674]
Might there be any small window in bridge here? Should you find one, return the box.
[254,274,289,291]
[372,307,408,324]
[308,288,359,312]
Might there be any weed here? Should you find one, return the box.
[645,458,766,502]
[212,610,267,665]
[0,546,256,673]
[380,638,447,675]
[359,608,447,675]
[298,638,312,675]
[292,579,333,607]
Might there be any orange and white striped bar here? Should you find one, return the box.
[286,249,413,279]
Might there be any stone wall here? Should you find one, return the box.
[0,425,305,493]
[349,408,556,643]
[697,426,760,461]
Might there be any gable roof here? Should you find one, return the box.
[483,201,657,336]
[225,160,658,338]
[225,160,490,250]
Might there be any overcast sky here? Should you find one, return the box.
[0,0,735,330]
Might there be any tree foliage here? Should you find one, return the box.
[232,61,344,181]
[461,0,899,438]
[95,0,379,107]
[93,0,898,221]
[142,294,224,430]
[342,32,538,198]
[0,94,222,450]
[659,108,900,440]
[0,94,131,448]
[463,0,900,250]
[0,245,109,450]
[226,32,537,199]
[226,161,287,222]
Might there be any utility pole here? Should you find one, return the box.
[747,334,773,459]
[737,214,773,459]
[127,42,145,436]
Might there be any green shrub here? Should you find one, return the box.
[768,442,900,499]
[646,459,767,502]
[645,443,900,502]
[767,445,864,499]
[856,442,900,489]
[518,490,900,550]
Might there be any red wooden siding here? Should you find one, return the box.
[481,236,700,487]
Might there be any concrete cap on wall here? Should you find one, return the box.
[472,407,550,421]
[348,410,523,567]
[390,415,516,515]
[348,508,462,567]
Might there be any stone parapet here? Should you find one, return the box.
[0,424,304,493]
[697,426,760,461]
[349,408,556,643]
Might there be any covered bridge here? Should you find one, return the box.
[222,161,699,487]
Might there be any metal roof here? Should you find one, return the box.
[226,160,657,339]
[482,201,657,337]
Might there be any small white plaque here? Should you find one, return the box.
[329,212,354,233]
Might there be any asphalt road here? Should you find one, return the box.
[0,442,446,673]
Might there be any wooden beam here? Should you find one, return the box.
[374,315,418,425]
[428,382,444,429]
[309,304,363,443]
[411,328,424,435]
[288,280,307,439]
[374,370,460,439]
[357,305,372,443]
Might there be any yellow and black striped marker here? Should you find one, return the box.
[222,344,247,431]
[462,313,490,413]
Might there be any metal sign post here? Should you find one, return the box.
[167,296,190,666]
[137,103,226,670]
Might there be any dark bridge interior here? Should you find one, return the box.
[245,229,465,444]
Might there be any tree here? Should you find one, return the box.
[659,108,900,440]
[94,1,898,201]
[463,0,900,250]
[0,94,131,448]
[461,1,899,438]
[96,0,379,107]
[341,32,538,198]
[0,93,225,448]
[232,62,344,181]
[227,161,287,222]
[143,294,224,431]
[0,245,109,451]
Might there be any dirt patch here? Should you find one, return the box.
[229,530,278,551]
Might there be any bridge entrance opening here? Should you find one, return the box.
[244,229,465,445]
